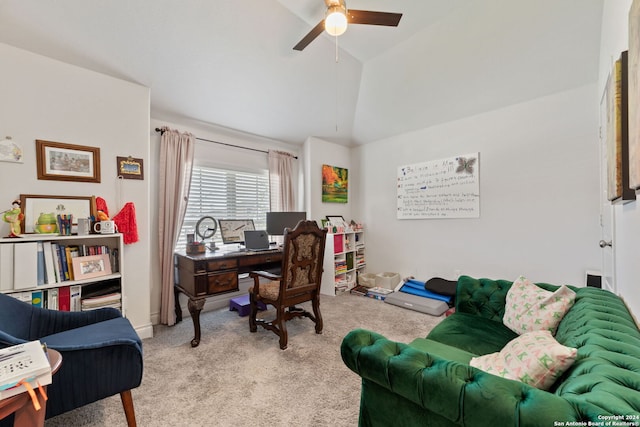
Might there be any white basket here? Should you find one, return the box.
[375,272,401,289]
[358,273,377,288]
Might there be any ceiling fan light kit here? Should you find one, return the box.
[293,0,403,51]
[325,3,348,36]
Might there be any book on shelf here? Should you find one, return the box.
[42,241,57,285]
[51,243,62,283]
[0,243,14,291]
[0,340,52,401]
[70,285,82,312]
[13,242,38,289]
[57,244,70,281]
[65,246,80,280]
[11,291,32,304]
[31,290,43,308]
[47,288,59,310]
[37,242,45,286]
[58,286,71,312]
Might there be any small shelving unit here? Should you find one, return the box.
[0,233,125,314]
[321,229,365,296]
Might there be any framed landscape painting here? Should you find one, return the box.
[322,164,348,203]
[629,0,640,190]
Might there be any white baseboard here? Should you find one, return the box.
[136,323,154,340]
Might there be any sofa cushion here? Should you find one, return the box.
[426,312,518,355]
[470,330,578,390]
[503,276,576,335]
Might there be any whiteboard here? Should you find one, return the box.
[397,153,480,219]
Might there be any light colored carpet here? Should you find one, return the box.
[45,293,444,427]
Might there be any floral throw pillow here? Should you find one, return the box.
[503,276,576,335]
[470,330,578,390]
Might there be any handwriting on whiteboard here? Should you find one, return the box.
[397,153,480,219]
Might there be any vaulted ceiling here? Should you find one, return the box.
[0,0,604,145]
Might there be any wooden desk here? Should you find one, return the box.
[174,248,282,347]
[0,349,62,427]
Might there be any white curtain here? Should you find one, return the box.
[268,150,296,211]
[158,127,195,325]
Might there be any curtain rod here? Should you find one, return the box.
[154,127,297,159]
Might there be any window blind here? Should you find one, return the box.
[176,165,270,251]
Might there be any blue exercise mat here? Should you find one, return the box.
[400,280,452,303]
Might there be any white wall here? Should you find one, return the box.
[303,137,353,224]
[148,117,302,322]
[0,43,153,338]
[353,84,601,287]
[599,0,640,318]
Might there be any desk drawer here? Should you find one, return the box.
[238,253,282,267]
[207,259,237,271]
[207,271,238,294]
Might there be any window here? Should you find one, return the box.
[176,165,270,251]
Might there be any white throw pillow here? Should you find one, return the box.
[503,276,576,335]
[470,330,577,390]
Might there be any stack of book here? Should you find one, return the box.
[0,340,52,400]
[81,292,122,311]
[349,285,394,301]
[366,287,394,300]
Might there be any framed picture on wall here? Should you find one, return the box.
[36,140,101,183]
[629,0,640,190]
[117,156,144,180]
[602,52,635,203]
[322,164,348,203]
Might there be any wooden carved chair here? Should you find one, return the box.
[249,220,327,350]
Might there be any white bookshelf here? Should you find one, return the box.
[0,233,125,314]
[321,229,365,296]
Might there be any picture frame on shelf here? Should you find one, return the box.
[20,194,96,234]
[72,254,112,280]
[326,215,347,231]
[116,156,144,180]
[325,215,345,224]
[36,140,101,183]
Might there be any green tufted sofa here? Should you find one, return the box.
[341,275,640,427]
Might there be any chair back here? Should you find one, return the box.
[279,220,327,300]
[0,292,33,346]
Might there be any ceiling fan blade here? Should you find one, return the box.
[293,20,326,51]
[347,10,402,27]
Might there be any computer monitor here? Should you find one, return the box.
[218,219,255,244]
[266,212,307,236]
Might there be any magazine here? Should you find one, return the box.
[0,340,52,400]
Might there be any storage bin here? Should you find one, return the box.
[375,272,401,289]
[358,273,377,288]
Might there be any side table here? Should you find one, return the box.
[0,349,62,427]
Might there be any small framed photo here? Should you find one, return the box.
[36,140,101,183]
[326,215,346,226]
[72,254,112,280]
[117,156,144,180]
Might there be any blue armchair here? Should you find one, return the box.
[0,293,143,426]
